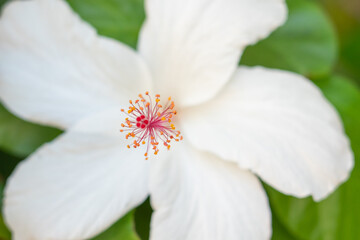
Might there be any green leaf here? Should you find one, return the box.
[91,212,139,240]
[0,215,10,240]
[271,213,299,240]
[134,198,152,240]
[241,0,337,79]
[67,0,145,49]
[0,181,11,240]
[340,30,360,83]
[0,0,8,10]
[0,104,61,157]
[267,75,360,240]
[0,150,21,180]
[316,0,360,84]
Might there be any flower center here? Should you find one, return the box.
[120,91,183,160]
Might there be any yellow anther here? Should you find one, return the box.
[127,145,130,149]
[168,97,171,101]
[156,99,160,103]
[161,117,166,121]
[142,141,146,145]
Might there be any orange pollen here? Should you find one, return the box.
[120,92,183,159]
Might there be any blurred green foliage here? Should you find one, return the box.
[341,31,360,81]
[0,182,11,240]
[0,0,359,239]
[134,198,152,240]
[318,0,360,85]
[92,212,140,240]
[0,0,6,9]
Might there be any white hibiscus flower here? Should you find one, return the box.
[0,0,353,239]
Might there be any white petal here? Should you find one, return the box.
[138,0,287,107]
[4,131,149,240]
[149,142,271,240]
[0,0,151,129]
[71,107,125,136]
[181,66,354,201]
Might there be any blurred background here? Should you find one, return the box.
[0,0,359,239]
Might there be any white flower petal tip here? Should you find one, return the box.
[182,66,354,202]
[0,0,152,129]
[3,131,150,240]
[149,142,271,240]
[139,0,288,108]
[313,148,354,202]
